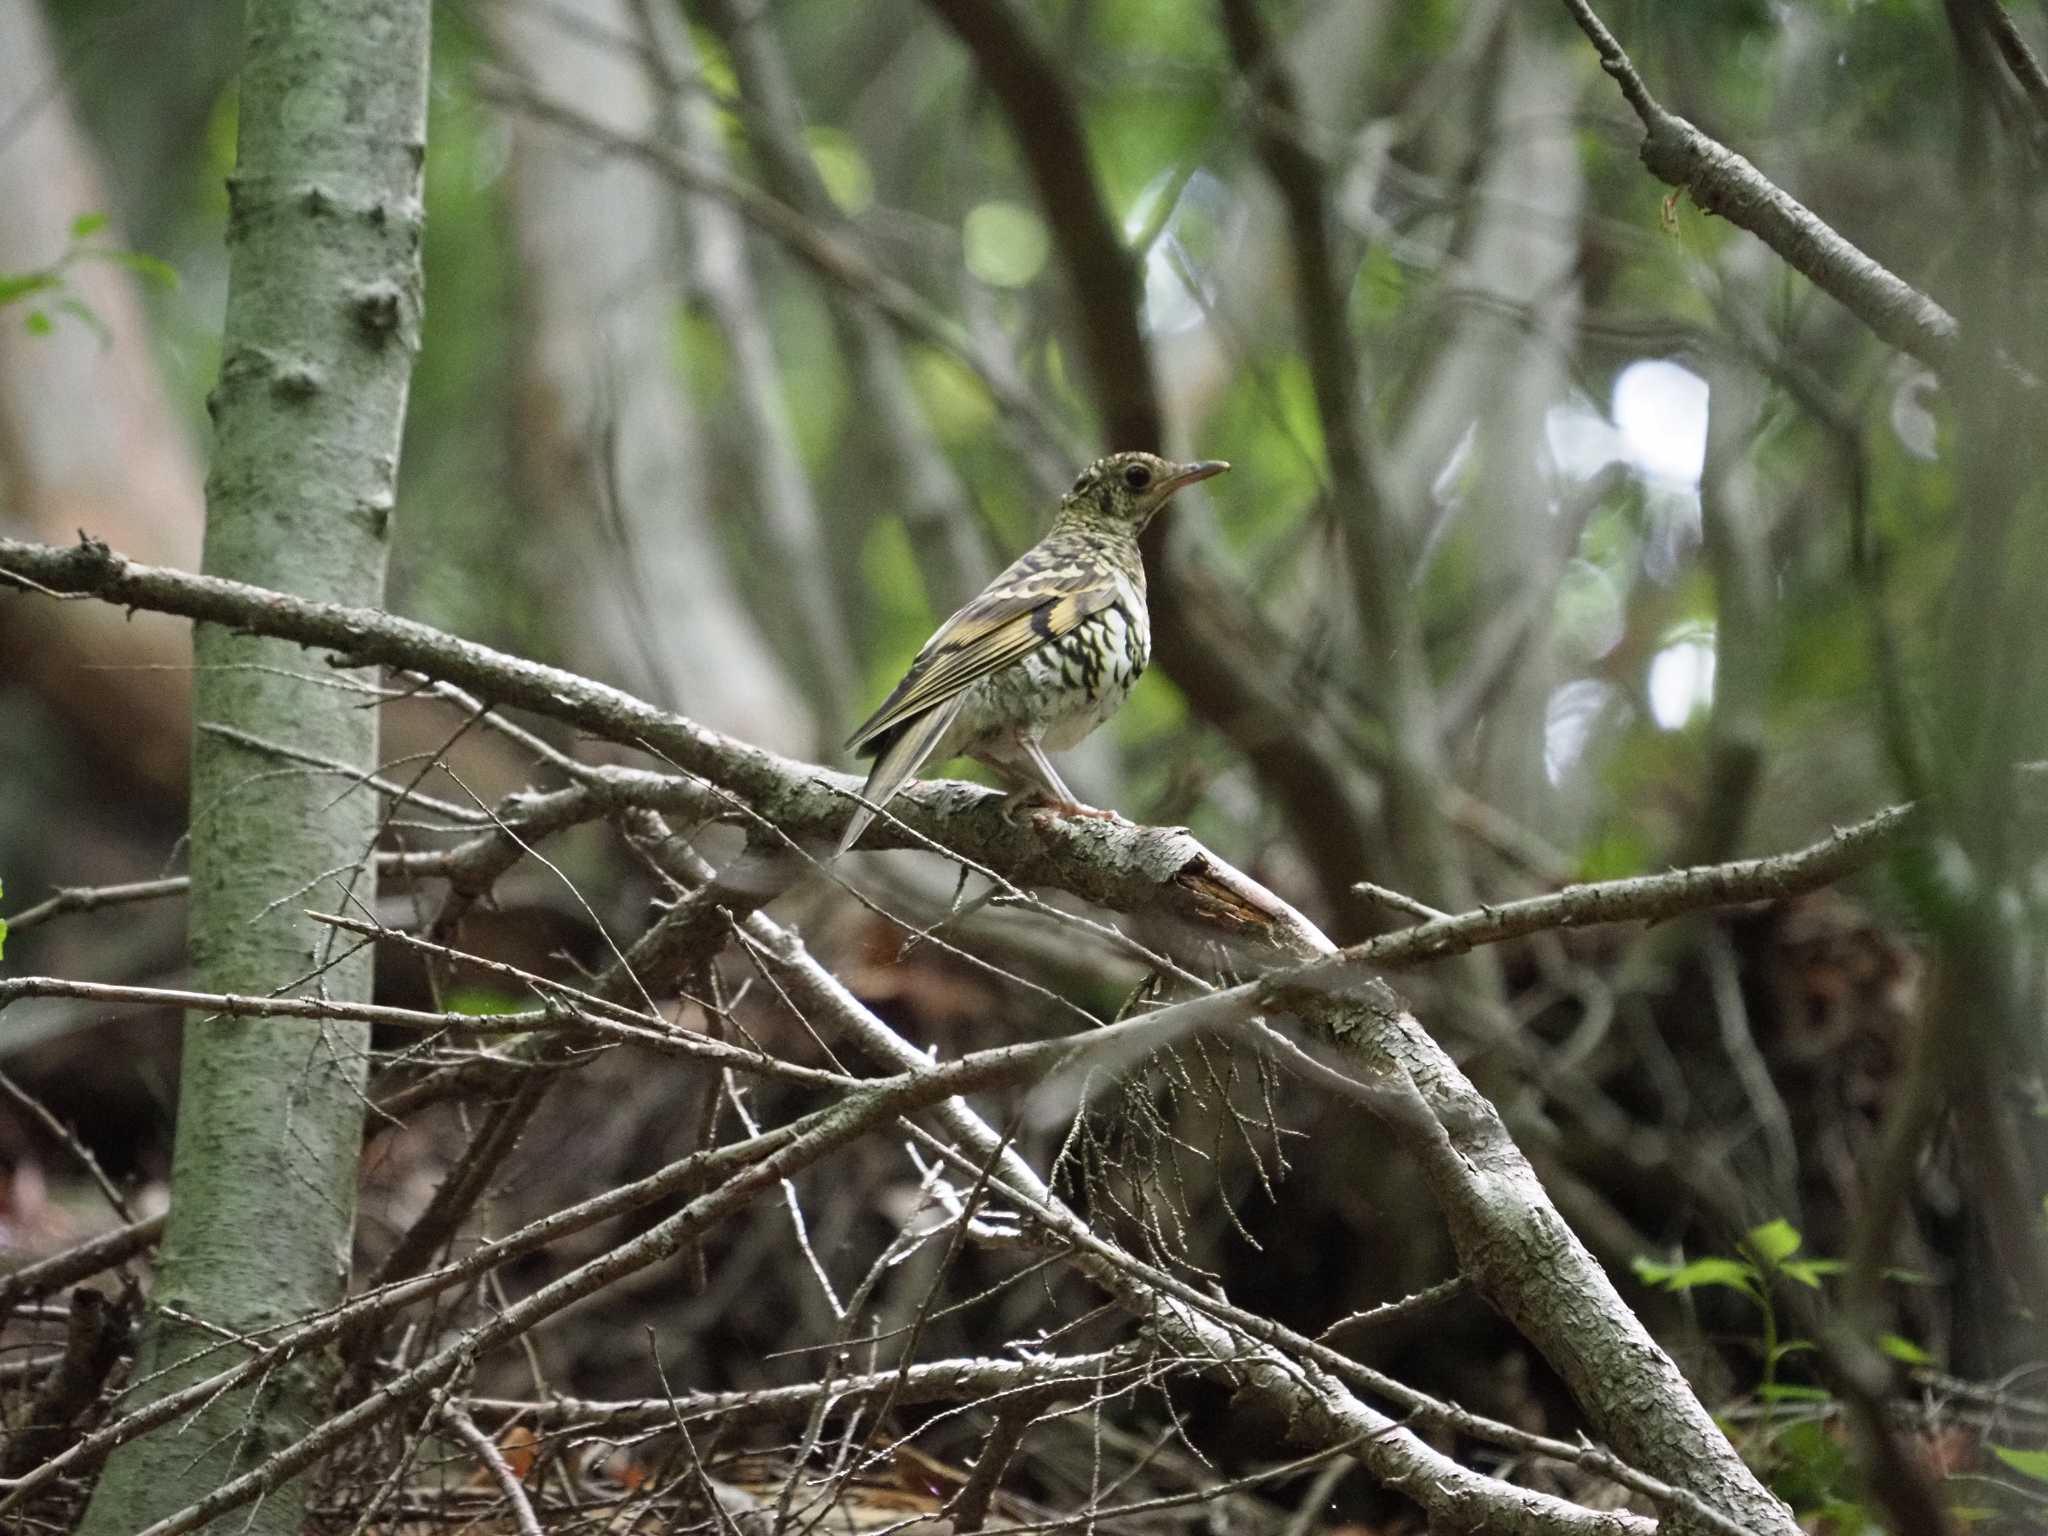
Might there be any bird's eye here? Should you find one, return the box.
[1122,464,1152,490]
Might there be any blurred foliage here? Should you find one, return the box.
[22,0,2021,906]
[12,0,2048,1514]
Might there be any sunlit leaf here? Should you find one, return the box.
[1780,1259,1847,1287]
[0,271,59,307]
[1631,1254,1758,1296]
[1991,1445,2048,1484]
[1745,1219,1804,1265]
[1878,1333,1933,1366]
[90,248,181,289]
[806,128,873,217]
[70,211,109,239]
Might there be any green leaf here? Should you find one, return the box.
[1631,1254,1758,1295]
[0,271,59,307]
[1991,1444,2048,1484]
[1746,1218,1804,1265]
[1780,1258,1847,1288]
[81,247,181,290]
[806,127,874,217]
[69,211,109,239]
[24,310,52,335]
[1879,1333,1934,1366]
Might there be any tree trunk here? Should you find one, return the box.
[76,0,430,1529]
[494,0,815,757]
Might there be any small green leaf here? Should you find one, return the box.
[806,128,873,217]
[1745,1218,1804,1265]
[24,310,52,335]
[1879,1333,1934,1366]
[0,271,59,306]
[1632,1254,1758,1295]
[1991,1444,2048,1484]
[83,248,181,290]
[69,211,109,239]
[1780,1258,1847,1288]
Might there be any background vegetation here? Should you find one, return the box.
[1,0,2045,1531]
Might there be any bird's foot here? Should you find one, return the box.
[1000,791,1125,826]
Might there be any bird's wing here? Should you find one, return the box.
[846,561,1120,753]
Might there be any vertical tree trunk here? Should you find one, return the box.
[494,0,816,756]
[76,1,430,1530]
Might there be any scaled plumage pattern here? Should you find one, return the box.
[838,451,1229,853]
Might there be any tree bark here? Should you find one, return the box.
[76,0,430,1529]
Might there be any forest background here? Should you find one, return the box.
[1,0,2044,1532]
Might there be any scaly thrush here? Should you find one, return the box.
[838,451,1229,853]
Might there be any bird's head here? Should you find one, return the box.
[1060,451,1229,531]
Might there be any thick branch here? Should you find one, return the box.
[0,535,1326,956]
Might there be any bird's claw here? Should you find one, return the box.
[1000,794,1124,827]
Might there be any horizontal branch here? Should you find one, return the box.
[0,974,853,1089]
[0,534,1326,962]
[466,1349,1136,1431]
[1351,800,1915,968]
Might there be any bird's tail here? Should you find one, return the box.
[836,698,966,855]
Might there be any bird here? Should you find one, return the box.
[836,451,1229,854]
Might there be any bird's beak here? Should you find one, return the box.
[1160,459,1230,495]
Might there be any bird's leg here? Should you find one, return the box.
[984,741,1121,824]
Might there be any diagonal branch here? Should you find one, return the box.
[1558,0,1960,371]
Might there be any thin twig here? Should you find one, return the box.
[442,1403,544,1536]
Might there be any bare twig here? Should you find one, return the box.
[441,1403,544,1536]
[1317,1275,1469,1343]
[0,1068,134,1222]
[3,878,190,933]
